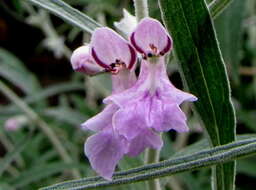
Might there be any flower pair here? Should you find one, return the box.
[71,18,197,180]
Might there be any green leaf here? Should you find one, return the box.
[40,137,256,190]
[0,183,14,190]
[118,156,146,190]
[237,110,256,132]
[9,162,84,188]
[237,158,256,177]
[0,48,41,95]
[44,107,86,125]
[26,0,101,33]
[209,0,234,18]
[0,82,85,115]
[0,134,31,176]
[158,0,236,190]
[215,0,245,84]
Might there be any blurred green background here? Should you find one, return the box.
[0,0,255,189]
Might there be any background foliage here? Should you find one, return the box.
[0,0,255,189]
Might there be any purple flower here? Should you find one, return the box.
[105,18,197,151]
[81,27,137,180]
[74,18,197,180]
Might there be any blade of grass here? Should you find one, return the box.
[26,0,101,33]
[0,80,80,178]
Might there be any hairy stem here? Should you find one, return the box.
[133,0,149,21]
[42,138,256,190]
[144,148,162,190]
[0,81,80,178]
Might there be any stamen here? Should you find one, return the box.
[109,60,126,74]
[110,63,116,69]
[149,44,158,55]
[142,54,147,60]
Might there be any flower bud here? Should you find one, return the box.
[114,9,137,38]
[70,45,104,76]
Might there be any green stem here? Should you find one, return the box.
[0,132,25,169]
[144,148,162,190]
[42,138,256,190]
[133,0,149,21]
[0,80,80,178]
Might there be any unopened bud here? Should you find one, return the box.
[70,45,104,76]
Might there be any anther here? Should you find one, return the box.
[110,63,116,68]
[147,53,153,58]
[149,44,158,54]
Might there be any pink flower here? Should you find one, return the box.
[80,28,137,180]
[72,18,197,180]
[105,18,197,156]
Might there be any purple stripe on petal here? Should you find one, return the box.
[130,32,145,54]
[128,44,137,70]
[91,28,134,69]
[91,47,111,70]
[131,18,171,56]
[160,36,173,55]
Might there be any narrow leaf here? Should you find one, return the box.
[9,162,83,188]
[159,0,236,189]
[209,0,233,18]
[0,135,31,176]
[215,0,245,84]
[26,0,101,33]
[0,48,41,95]
[44,107,86,125]
[40,138,256,190]
[0,82,85,115]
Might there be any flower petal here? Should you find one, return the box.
[70,45,104,75]
[111,69,137,93]
[160,79,198,105]
[127,129,163,157]
[113,102,145,140]
[81,104,118,132]
[91,27,136,70]
[130,18,172,56]
[84,129,125,180]
[153,104,189,132]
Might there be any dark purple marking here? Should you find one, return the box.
[160,36,172,55]
[128,44,137,70]
[91,47,111,70]
[130,32,145,54]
